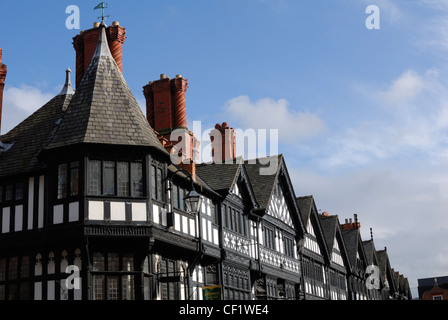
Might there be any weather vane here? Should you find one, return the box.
[94,1,110,23]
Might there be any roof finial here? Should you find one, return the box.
[94,1,109,25]
[93,22,113,59]
[370,227,373,240]
[58,67,75,96]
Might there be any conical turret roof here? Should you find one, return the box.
[46,24,167,155]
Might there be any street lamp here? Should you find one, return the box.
[171,167,202,215]
[184,187,202,215]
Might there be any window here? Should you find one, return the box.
[92,252,135,301]
[131,162,143,197]
[70,162,79,196]
[5,185,12,201]
[264,226,275,250]
[226,205,245,235]
[151,165,164,201]
[20,256,29,279]
[8,257,18,280]
[433,295,443,300]
[283,236,295,257]
[117,162,129,197]
[57,164,68,199]
[104,161,116,195]
[0,258,5,281]
[89,160,102,196]
[15,183,23,201]
[157,168,163,200]
[172,184,187,211]
[58,162,79,199]
[158,258,180,300]
[88,160,144,197]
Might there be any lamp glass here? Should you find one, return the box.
[184,189,202,214]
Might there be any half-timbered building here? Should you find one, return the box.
[376,247,397,300]
[318,213,349,300]
[244,155,305,300]
[296,196,330,300]
[341,215,369,300]
[362,234,383,300]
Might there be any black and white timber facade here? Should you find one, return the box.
[0,22,412,301]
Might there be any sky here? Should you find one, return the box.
[1,0,448,298]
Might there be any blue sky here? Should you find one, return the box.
[2,0,448,298]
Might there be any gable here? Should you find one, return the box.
[304,216,322,255]
[332,235,344,266]
[267,181,294,227]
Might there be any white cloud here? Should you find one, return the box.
[319,69,448,170]
[377,70,425,105]
[290,163,448,298]
[2,85,54,134]
[222,95,326,145]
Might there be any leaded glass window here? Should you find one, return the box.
[89,161,102,196]
[108,253,119,272]
[57,164,68,199]
[117,162,129,197]
[157,168,163,200]
[8,256,18,280]
[70,162,79,196]
[104,161,116,195]
[15,183,23,201]
[131,162,143,197]
[5,185,12,201]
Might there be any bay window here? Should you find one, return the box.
[88,160,143,197]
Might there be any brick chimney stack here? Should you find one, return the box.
[210,122,236,163]
[143,74,198,179]
[143,74,188,134]
[73,21,126,88]
[0,48,7,134]
[341,214,361,231]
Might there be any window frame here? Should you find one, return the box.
[87,159,144,198]
[57,161,80,200]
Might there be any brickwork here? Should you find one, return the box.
[0,48,7,133]
[73,21,126,88]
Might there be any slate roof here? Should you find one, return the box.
[244,155,282,209]
[296,195,313,229]
[45,24,167,155]
[195,157,244,193]
[342,228,361,269]
[0,93,73,178]
[0,65,78,176]
[362,239,376,266]
[318,214,339,253]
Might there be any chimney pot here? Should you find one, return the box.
[0,48,7,134]
[160,74,168,79]
[176,74,183,79]
[112,21,120,26]
[93,21,100,28]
